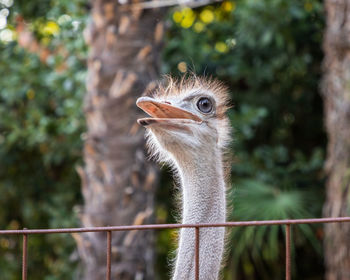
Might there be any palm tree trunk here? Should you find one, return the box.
[322,1,350,279]
[76,1,163,279]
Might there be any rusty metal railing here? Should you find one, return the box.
[1,217,350,280]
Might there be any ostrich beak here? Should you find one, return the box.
[136,96,202,127]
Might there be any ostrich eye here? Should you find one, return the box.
[197,97,213,113]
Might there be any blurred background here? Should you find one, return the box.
[0,0,348,279]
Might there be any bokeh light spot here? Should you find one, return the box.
[0,16,6,29]
[227,38,237,48]
[0,8,9,17]
[200,9,214,24]
[43,21,60,36]
[222,1,236,12]
[58,14,72,25]
[177,61,187,73]
[180,8,195,28]
[172,11,183,23]
[72,20,80,31]
[0,28,13,42]
[193,22,205,33]
[215,42,228,53]
[0,0,13,7]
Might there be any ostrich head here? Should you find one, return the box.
[136,76,231,165]
[137,76,231,280]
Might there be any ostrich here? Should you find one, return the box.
[136,76,231,280]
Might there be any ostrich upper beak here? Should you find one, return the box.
[136,96,202,127]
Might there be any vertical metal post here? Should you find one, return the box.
[195,227,200,280]
[106,231,112,280]
[22,233,28,280]
[285,224,291,280]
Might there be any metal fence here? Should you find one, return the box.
[1,217,350,280]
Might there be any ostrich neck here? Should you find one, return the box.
[172,147,226,280]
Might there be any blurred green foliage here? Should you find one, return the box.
[0,0,86,279]
[0,0,326,279]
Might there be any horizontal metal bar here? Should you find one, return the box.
[0,217,349,235]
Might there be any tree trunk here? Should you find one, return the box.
[76,1,163,279]
[322,1,350,279]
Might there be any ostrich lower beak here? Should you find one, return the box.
[136,96,202,127]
